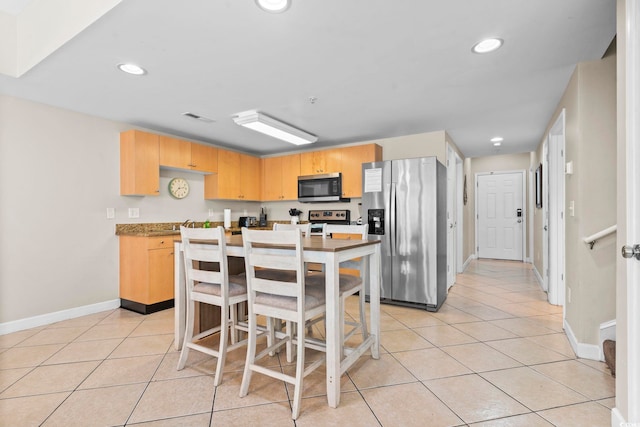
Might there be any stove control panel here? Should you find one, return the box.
[308,209,350,223]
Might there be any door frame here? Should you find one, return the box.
[474,169,527,261]
[547,109,566,307]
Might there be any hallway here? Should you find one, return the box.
[0,259,615,426]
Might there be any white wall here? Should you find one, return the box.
[0,95,262,326]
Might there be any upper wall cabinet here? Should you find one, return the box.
[300,149,342,175]
[204,149,262,201]
[340,144,383,198]
[262,154,301,201]
[120,130,160,196]
[159,136,217,173]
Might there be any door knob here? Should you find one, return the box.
[517,219,522,223]
[621,244,640,260]
[544,225,548,231]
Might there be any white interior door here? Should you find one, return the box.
[542,139,550,292]
[456,153,464,273]
[476,171,525,261]
[615,2,640,423]
[547,110,566,307]
[446,145,457,289]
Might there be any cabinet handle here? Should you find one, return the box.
[160,240,164,244]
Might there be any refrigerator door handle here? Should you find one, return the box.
[390,183,396,256]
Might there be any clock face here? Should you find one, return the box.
[168,178,190,199]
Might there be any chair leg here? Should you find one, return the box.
[230,304,238,345]
[286,321,294,363]
[267,317,276,357]
[291,320,305,420]
[177,299,195,370]
[359,291,368,338]
[239,310,257,398]
[214,304,229,387]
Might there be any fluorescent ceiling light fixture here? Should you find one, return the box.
[493,142,502,147]
[117,63,146,75]
[233,111,317,145]
[490,136,504,142]
[255,0,290,13]
[472,38,503,54]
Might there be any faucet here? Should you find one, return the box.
[181,219,195,228]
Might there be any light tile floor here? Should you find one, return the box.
[0,259,615,426]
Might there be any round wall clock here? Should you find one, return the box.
[168,177,190,199]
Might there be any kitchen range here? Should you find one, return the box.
[308,209,351,235]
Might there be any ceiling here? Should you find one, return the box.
[0,0,616,158]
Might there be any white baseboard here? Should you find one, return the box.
[611,408,626,427]
[0,299,121,335]
[532,265,544,289]
[564,319,602,361]
[462,254,476,272]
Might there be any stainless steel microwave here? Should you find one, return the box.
[298,172,348,203]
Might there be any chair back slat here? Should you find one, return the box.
[242,228,305,300]
[273,222,312,237]
[181,226,228,291]
[325,223,368,239]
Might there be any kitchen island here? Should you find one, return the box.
[173,233,381,408]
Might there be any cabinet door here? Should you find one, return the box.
[241,154,261,201]
[340,144,382,197]
[262,157,283,201]
[190,143,218,173]
[301,150,341,175]
[120,130,160,196]
[217,149,241,199]
[281,154,301,200]
[148,247,175,304]
[159,136,191,169]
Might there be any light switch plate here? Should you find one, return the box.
[128,208,140,218]
[565,161,574,174]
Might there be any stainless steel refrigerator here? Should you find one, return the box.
[362,157,447,311]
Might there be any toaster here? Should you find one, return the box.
[239,216,258,227]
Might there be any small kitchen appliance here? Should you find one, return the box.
[239,216,257,227]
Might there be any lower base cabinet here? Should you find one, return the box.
[119,235,175,314]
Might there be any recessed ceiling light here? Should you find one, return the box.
[255,0,290,13]
[472,38,504,54]
[490,136,504,142]
[493,142,502,147]
[117,63,146,75]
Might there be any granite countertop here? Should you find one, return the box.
[115,221,297,237]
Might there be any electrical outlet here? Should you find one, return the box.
[208,208,214,218]
[569,200,575,217]
[128,208,140,218]
[106,208,115,219]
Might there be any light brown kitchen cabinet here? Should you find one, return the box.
[159,136,218,173]
[300,149,342,175]
[340,144,383,198]
[262,154,301,201]
[119,235,175,314]
[240,154,261,200]
[120,130,160,196]
[205,149,261,200]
